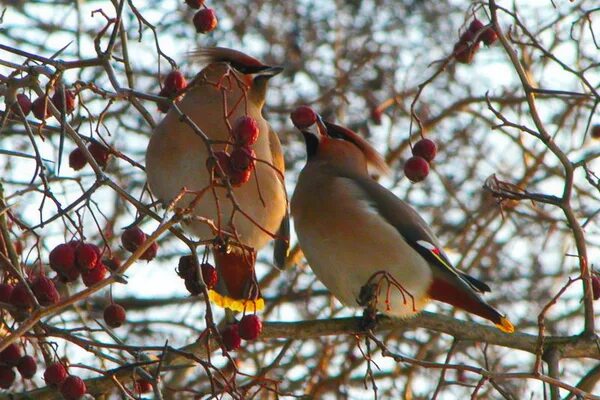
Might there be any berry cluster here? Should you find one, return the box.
[0,344,36,389]
[219,314,263,351]
[68,141,111,171]
[27,87,77,121]
[186,0,218,34]
[453,18,498,64]
[177,255,218,295]
[158,70,188,113]
[208,116,259,187]
[404,139,437,183]
[121,226,158,261]
[44,362,87,399]
[49,241,109,286]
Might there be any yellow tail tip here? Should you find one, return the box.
[208,290,265,313]
[496,316,515,333]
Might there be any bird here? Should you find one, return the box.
[146,48,288,312]
[290,117,514,333]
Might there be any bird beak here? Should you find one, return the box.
[315,115,328,137]
[255,65,284,78]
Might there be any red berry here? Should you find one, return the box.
[468,18,485,34]
[9,281,34,310]
[0,343,21,366]
[591,125,600,139]
[75,243,101,271]
[49,243,76,272]
[210,151,233,178]
[16,355,37,379]
[229,167,253,187]
[185,0,204,9]
[60,375,87,400]
[592,275,600,300]
[157,90,171,113]
[412,139,437,162]
[481,27,498,46]
[135,378,153,393]
[184,278,202,295]
[12,93,32,116]
[230,147,256,172]
[44,363,68,386]
[31,96,51,120]
[68,148,87,171]
[232,116,260,146]
[221,324,241,351]
[404,156,430,183]
[200,263,218,289]
[103,256,121,272]
[51,88,76,114]
[290,106,317,129]
[0,284,14,303]
[193,8,218,34]
[31,276,60,306]
[0,365,15,389]
[454,31,479,64]
[87,141,110,168]
[177,255,197,281]
[163,71,187,94]
[57,265,81,283]
[121,227,147,253]
[139,241,158,261]
[104,304,126,328]
[238,314,263,341]
[82,263,107,287]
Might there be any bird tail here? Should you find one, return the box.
[209,248,264,313]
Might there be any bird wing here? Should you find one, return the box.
[351,175,488,295]
[268,123,289,269]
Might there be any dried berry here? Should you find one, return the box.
[60,375,87,400]
[31,96,51,120]
[44,363,68,386]
[31,276,60,306]
[177,255,197,281]
[68,148,87,171]
[238,314,263,341]
[82,263,107,287]
[291,106,317,129]
[232,116,260,146]
[230,147,256,172]
[0,365,15,389]
[51,88,76,114]
[193,8,218,34]
[9,282,34,310]
[184,277,203,295]
[139,241,158,261]
[12,93,32,116]
[87,142,110,168]
[404,156,430,183]
[121,227,147,253]
[229,167,253,187]
[200,263,218,289]
[104,304,126,328]
[221,324,241,351]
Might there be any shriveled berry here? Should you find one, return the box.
[16,355,37,379]
[185,0,204,9]
[193,8,218,34]
[121,227,147,253]
[104,304,126,328]
[60,375,87,400]
[12,94,32,116]
[51,88,76,114]
[238,314,263,341]
[82,263,107,287]
[0,343,21,366]
[454,31,479,64]
[200,263,218,289]
[157,90,171,113]
[468,19,485,34]
[404,156,430,183]
[44,363,67,386]
[87,142,110,168]
[592,275,600,300]
[9,281,34,310]
[0,365,15,389]
[31,276,60,306]
[184,277,203,295]
[481,27,498,46]
[291,106,317,129]
[57,266,80,283]
[232,116,260,146]
[412,139,437,162]
[591,125,600,139]
[75,243,100,271]
[49,243,76,272]
[0,284,14,303]
[177,255,197,281]
[230,147,255,172]
[209,151,233,178]
[31,96,51,120]
[229,167,253,187]
[139,241,158,261]
[163,71,187,94]
[103,256,121,272]
[221,324,241,351]
[68,148,87,171]
[135,378,153,394]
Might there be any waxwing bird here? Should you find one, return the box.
[290,119,514,333]
[146,48,288,312]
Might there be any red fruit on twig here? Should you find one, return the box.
[31,276,60,306]
[0,366,15,389]
[239,314,263,341]
[210,151,233,179]
[163,70,187,94]
[44,363,68,386]
[221,324,241,351]
[31,96,51,120]
[404,156,430,183]
[592,274,600,300]
[12,94,32,116]
[51,88,76,114]
[121,227,147,253]
[454,31,479,64]
[232,116,260,146]
[104,304,126,328]
[468,19,485,34]
[75,243,101,271]
[49,243,76,272]
[82,263,107,287]
[291,106,317,129]
[140,241,158,261]
[60,375,87,400]
[9,282,34,310]
[87,141,110,168]
[230,147,256,172]
[0,283,14,303]
[412,139,437,162]
[185,0,204,9]
[0,343,21,366]
[200,262,218,289]
[103,256,121,272]
[135,378,153,393]
[193,8,218,34]
[229,167,253,187]
[16,355,37,379]
[68,148,87,171]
